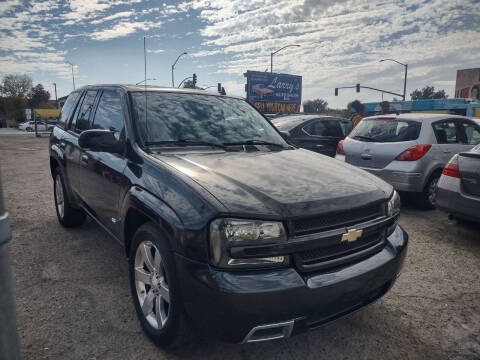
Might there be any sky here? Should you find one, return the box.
[0,0,479,108]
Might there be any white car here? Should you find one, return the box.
[18,121,51,132]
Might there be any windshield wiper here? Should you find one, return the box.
[222,140,286,148]
[145,139,227,149]
[353,135,375,142]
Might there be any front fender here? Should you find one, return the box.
[120,186,186,254]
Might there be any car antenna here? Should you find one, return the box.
[143,36,149,142]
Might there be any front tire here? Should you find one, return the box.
[53,169,86,227]
[129,223,189,348]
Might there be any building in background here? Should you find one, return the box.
[244,71,302,113]
[455,68,480,99]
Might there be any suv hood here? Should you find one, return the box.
[152,149,392,218]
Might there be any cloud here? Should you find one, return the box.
[89,21,162,41]
[147,49,165,54]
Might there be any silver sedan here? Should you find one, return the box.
[437,144,480,222]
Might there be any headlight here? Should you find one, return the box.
[209,218,289,269]
[387,190,401,218]
[387,190,401,236]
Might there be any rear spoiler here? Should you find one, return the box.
[460,152,480,159]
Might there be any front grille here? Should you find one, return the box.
[294,228,387,272]
[292,203,383,236]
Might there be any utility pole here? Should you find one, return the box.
[66,61,75,90]
[53,83,58,108]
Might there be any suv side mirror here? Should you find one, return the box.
[78,129,123,153]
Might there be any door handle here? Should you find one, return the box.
[361,153,372,160]
[81,154,89,163]
[442,149,451,153]
[59,142,66,150]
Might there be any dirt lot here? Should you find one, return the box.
[1,133,479,360]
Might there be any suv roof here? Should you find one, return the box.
[72,84,242,99]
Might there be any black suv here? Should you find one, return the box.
[49,85,407,346]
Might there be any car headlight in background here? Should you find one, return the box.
[387,190,401,218]
[209,218,289,269]
[387,190,401,235]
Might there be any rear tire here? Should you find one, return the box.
[129,223,190,348]
[418,173,441,210]
[53,169,86,227]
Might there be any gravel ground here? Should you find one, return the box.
[1,133,479,360]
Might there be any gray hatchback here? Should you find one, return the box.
[336,114,480,208]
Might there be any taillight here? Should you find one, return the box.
[395,144,431,161]
[442,156,460,178]
[336,140,345,155]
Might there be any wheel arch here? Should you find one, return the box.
[121,187,183,259]
[423,166,443,190]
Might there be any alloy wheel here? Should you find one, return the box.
[55,174,64,219]
[134,241,170,329]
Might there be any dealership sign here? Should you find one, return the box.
[245,71,302,112]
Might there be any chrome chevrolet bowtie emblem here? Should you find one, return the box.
[341,229,363,243]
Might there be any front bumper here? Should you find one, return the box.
[437,175,480,222]
[176,225,408,343]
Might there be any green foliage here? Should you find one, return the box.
[410,86,448,100]
[303,98,328,113]
[1,74,32,97]
[28,84,50,108]
[182,79,199,89]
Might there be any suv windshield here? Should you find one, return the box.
[349,118,422,143]
[130,92,286,147]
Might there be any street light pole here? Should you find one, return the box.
[66,61,75,90]
[136,78,156,85]
[270,44,300,73]
[53,83,58,108]
[171,52,187,87]
[379,58,408,101]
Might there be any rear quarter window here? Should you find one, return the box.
[349,118,422,142]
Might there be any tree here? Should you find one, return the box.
[303,99,328,113]
[410,86,448,100]
[1,74,32,98]
[182,79,199,89]
[28,84,50,108]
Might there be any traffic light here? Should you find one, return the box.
[335,88,338,96]
[356,83,360,92]
[192,73,197,87]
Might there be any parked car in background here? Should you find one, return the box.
[271,114,347,157]
[336,114,480,208]
[18,121,52,132]
[437,144,480,222]
[50,85,407,346]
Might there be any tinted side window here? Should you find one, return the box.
[92,90,125,133]
[459,121,480,145]
[432,120,459,144]
[75,90,97,133]
[304,119,347,137]
[69,92,85,130]
[58,92,79,127]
